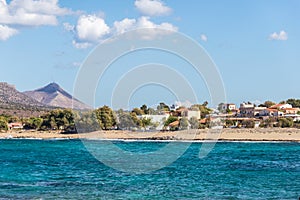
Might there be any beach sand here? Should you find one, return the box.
[1,128,300,142]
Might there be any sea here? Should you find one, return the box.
[0,139,299,199]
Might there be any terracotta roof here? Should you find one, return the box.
[169,120,179,127]
[269,104,284,109]
[283,108,299,110]
[176,108,188,112]
[199,118,207,124]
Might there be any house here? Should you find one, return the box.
[239,103,268,117]
[282,108,299,115]
[140,114,170,130]
[167,120,179,130]
[259,108,284,117]
[221,103,237,111]
[269,104,292,110]
[8,122,23,130]
[239,103,255,117]
[175,108,201,120]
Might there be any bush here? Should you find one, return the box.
[242,120,255,128]
[0,117,8,131]
[277,118,294,128]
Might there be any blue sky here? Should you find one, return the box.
[1,0,299,108]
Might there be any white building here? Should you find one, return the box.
[221,103,237,111]
[140,114,170,130]
[270,104,292,110]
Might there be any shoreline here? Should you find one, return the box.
[1,128,300,142]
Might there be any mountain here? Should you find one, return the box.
[23,83,90,110]
[0,82,51,117]
[0,82,46,108]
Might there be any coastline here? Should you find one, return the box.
[1,128,300,142]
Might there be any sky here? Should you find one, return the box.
[1,0,300,109]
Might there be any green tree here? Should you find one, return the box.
[117,112,136,130]
[259,118,276,128]
[191,103,211,119]
[0,117,8,131]
[132,108,144,115]
[179,117,189,130]
[157,102,170,112]
[140,104,149,114]
[286,99,300,108]
[95,106,116,130]
[75,111,100,133]
[278,118,294,128]
[140,117,152,130]
[40,109,75,131]
[242,120,255,128]
[263,101,276,108]
[225,119,235,128]
[189,116,199,129]
[164,116,178,127]
[24,117,43,130]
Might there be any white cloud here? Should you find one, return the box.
[72,40,92,49]
[200,34,207,42]
[0,0,71,26]
[113,18,136,34]
[63,22,74,32]
[0,24,18,40]
[70,15,178,48]
[113,16,177,39]
[75,14,110,42]
[269,30,288,41]
[135,0,172,16]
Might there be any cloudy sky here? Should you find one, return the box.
[0,0,299,108]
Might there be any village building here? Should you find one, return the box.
[221,103,237,111]
[269,103,292,110]
[8,122,23,130]
[282,108,300,115]
[175,108,201,120]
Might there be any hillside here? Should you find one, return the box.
[0,82,50,117]
[23,83,90,110]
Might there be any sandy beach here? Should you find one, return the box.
[1,128,300,142]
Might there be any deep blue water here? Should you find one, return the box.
[0,140,299,199]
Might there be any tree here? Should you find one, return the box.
[242,120,255,128]
[0,117,8,131]
[140,104,149,114]
[191,103,211,119]
[157,102,170,112]
[132,108,144,115]
[277,118,294,128]
[259,101,276,108]
[225,119,235,128]
[164,116,178,127]
[286,99,300,108]
[95,106,116,130]
[24,117,43,130]
[40,109,75,132]
[140,117,152,130]
[202,101,209,107]
[117,112,137,130]
[74,111,100,133]
[189,116,199,129]
[179,117,189,130]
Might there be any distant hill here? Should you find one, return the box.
[23,83,91,110]
[0,82,50,117]
[0,82,47,108]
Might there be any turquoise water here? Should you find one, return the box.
[0,140,299,199]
